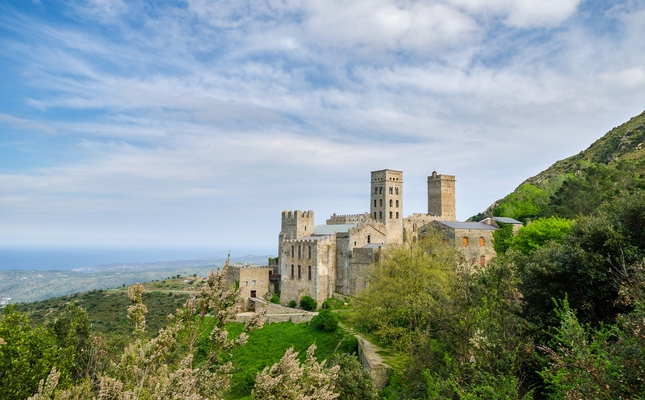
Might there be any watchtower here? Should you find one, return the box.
[427,172,456,221]
[280,210,314,241]
[370,169,403,244]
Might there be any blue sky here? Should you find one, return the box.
[1,0,644,255]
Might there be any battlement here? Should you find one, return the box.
[282,210,314,221]
[281,210,315,241]
[326,213,369,225]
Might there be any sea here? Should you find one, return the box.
[0,246,272,271]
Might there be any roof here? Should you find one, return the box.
[434,221,497,231]
[492,217,523,225]
[361,243,384,249]
[313,224,357,235]
[293,235,327,241]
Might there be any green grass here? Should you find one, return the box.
[224,321,358,399]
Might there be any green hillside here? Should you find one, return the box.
[477,110,645,221]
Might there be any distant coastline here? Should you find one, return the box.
[0,246,273,271]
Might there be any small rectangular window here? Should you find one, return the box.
[308,266,312,280]
[291,246,294,258]
[298,265,301,279]
[308,245,312,259]
[291,265,294,278]
[298,246,302,259]
[252,280,256,286]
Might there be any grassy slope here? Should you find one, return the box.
[480,110,645,219]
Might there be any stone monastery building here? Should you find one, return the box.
[275,169,507,308]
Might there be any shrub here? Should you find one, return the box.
[311,309,339,332]
[288,300,297,308]
[299,296,317,311]
[270,294,280,304]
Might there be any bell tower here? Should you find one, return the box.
[427,171,456,221]
[370,169,403,244]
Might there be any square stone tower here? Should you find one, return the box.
[370,169,403,244]
[427,171,456,221]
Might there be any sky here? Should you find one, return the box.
[0,0,644,256]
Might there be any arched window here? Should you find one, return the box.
[462,237,469,247]
[379,199,383,207]
[479,237,485,247]
[395,187,399,195]
[373,212,377,219]
[375,187,378,194]
[389,211,393,219]
[396,212,399,218]
[374,199,377,207]
[389,199,393,207]
[396,200,399,207]
[389,187,393,194]
[379,187,383,194]
[379,211,382,219]
[480,255,486,267]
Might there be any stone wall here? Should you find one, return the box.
[326,213,369,225]
[427,172,456,221]
[357,335,391,390]
[226,265,271,311]
[403,213,441,243]
[348,246,381,296]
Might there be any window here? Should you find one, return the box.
[396,212,399,218]
[245,281,248,286]
[291,265,294,278]
[389,187,393,194]
[375,187,378,194]
[298,265,301,279]
[389,211,393,219]
[367,235,371,244]
[298,246,301,258]
[379,211,382,219]
[389,199,393,207]
[395,187,399,195]
[308,266,312,280]
[373,212,377,219]
[374,199,376,207]
[379,199,382,207]
[308,245,312,259]
[463,237,469,247]
[379,187,383,194]
[479,237,485,247]
[480,255,486,267]
[396,200,399,207]
[260,280,263,285]
[291,246,294,258]
[252,280,256,286]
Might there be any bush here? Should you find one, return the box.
[311,309,339,332]
[288,300,297,308]
[299,296,317,311]
[270,294,280,304]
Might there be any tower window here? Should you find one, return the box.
[396,212,399,218]
[291,265,294,278]
[463,237,469,247]
[379,211,382,219]
[291,246,294,258]
[389,199,393,207]
[298,246,301,258]
[308,266,312,280]
[379,187,383,194]
[389,187,393,194]
[396,200,399,207]
[395,187,399,195]
[375,187,378,194]
[379,199,383,207]
[389,211,392,219]
[373,212,377,219]
[374,199,376,207]
[308,245,312,259]
[298,265,301,279]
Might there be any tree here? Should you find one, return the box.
[311,309,338,332]
[252,344,340,400]
[300,296,317,311]
[509,216,573,255]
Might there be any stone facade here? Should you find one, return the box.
[226,264,272,311]
[425,221,497,267]
[275,169,502,308]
